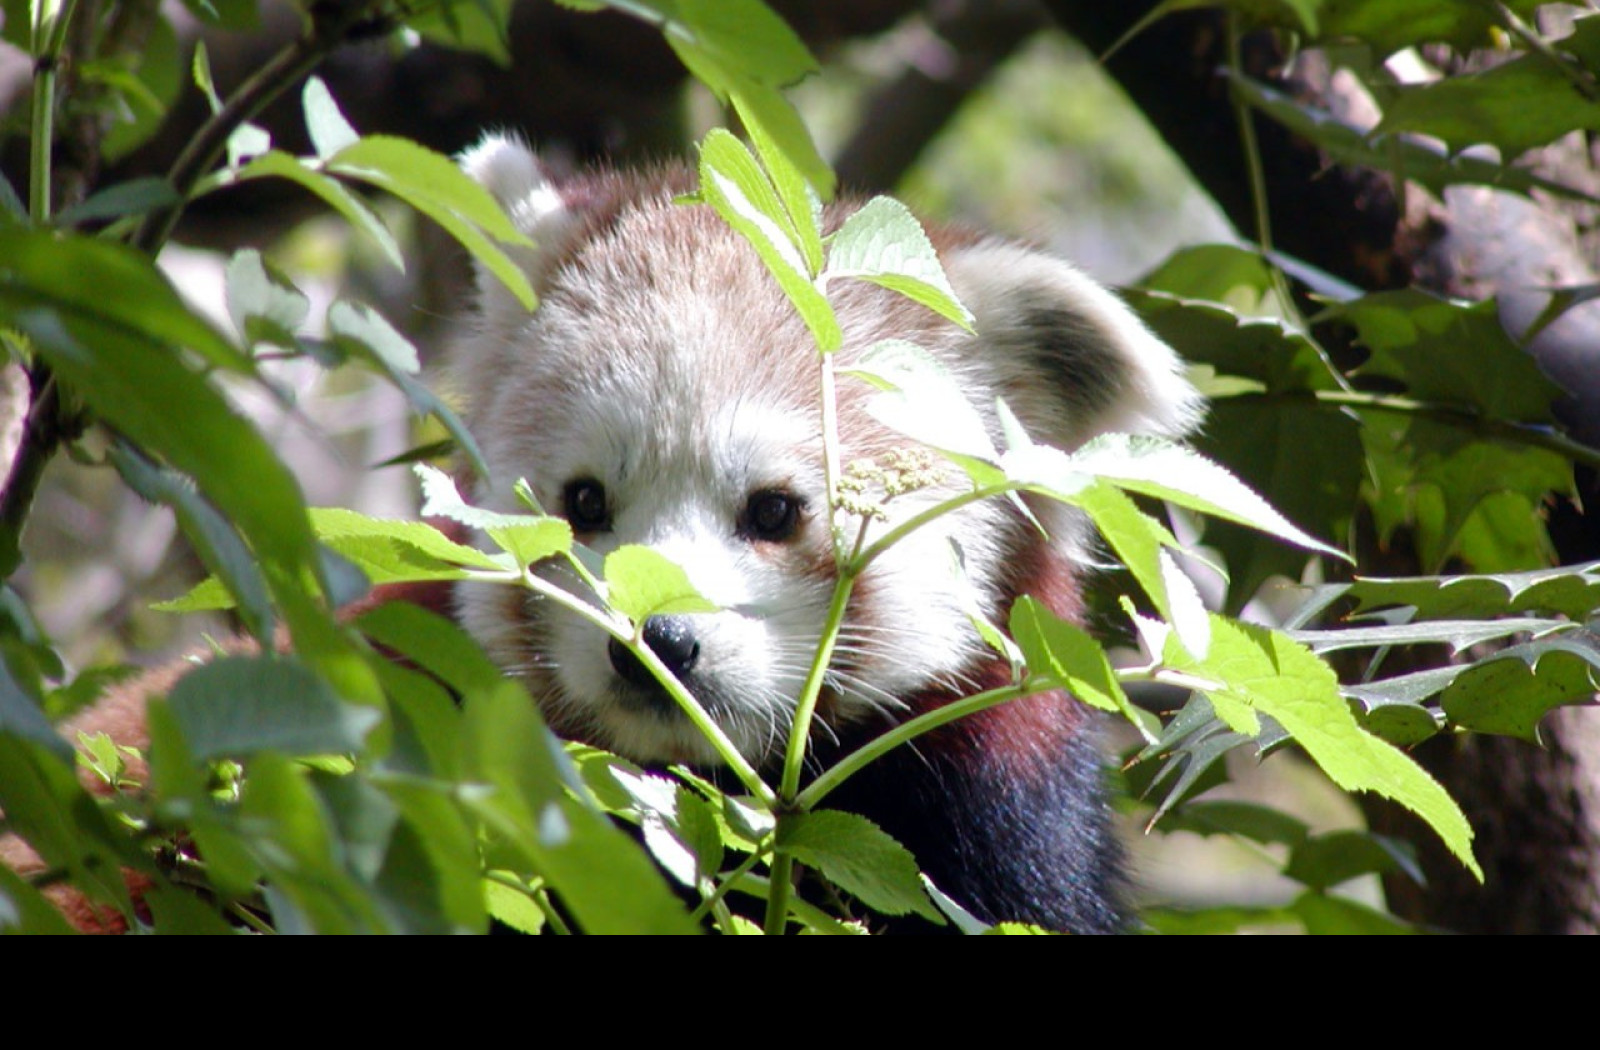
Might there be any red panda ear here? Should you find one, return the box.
[457,132,580,299]
[942,240,1204,451]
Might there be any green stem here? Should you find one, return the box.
[689,847,767,927]
[798,679,1048,810]
[497,563,776,806]
[762,848,795,935]
[29,0,82,223]
[778,571,855,800]
[132,1,386,254]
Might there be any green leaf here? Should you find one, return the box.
[1284,829,1422,891]
[1290,891,1418,935]
[696,129,839,350]
[1340,292,1565,423]
[1313,0,1546,56]
[52,178,180,228]
[326,135,537,309]
[407,0,516,64]
[311,507,505,580]
[1324,561,1600,621]
[459,678,698,933]
[1226,72,1596,205]
[603,545,717,624]
[484,876,547,934]
[167,656,381,761]
[1155,799,1310,847]
[1200,400,1362,610]
[1376,17,1600,159]
[0,659,69,759]
[110,445,275,646]
[302,76,359,163]
[1439,637,1600,742]
[0,736,137,919]
[777,809,942,922]
[0,229,249,375]
[844,339,995,460]
[327,302,491,479]
[97,15,183,162]
[229,151,403,269]
[1011,432,1346,563]
[823,196,974,331]
[1009,596,1146,731]
[1165,615,1480,879]
[1127,286,1341,394]
[0,863,78,934]
[225,249,309,350]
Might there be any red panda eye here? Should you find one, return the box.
[563,478,611,532]
[742,489,802,542]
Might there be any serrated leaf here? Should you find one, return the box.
[1127,286,1340,394]
[777,809,942,922]
[603,545,717,624]
[484,876,547,933]
[415,464,558,534]
[1322,561,1600,621]
[1009,596,1146,733]
[823,196,973,331]
[1290,616,1559,654]
[167,656,380,760]
[1197,399,1361,610]
[1314,0,1547,56]
[1439,636,1600,742]
[1053,434,1347,561]
[486,521,574,568]
[1164,615,1480,878]
[309,507,506,584]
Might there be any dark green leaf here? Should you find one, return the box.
[1313,0,1546,56]
[1440,636,1600,742]
[1285,829,1422,890]
[1376,18,1600,159]
[167,656,380,761]
[1227,71,1596,204]
[110,445,275,646]
[53,178,180,228]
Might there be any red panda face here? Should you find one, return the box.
[451,135,1202,769]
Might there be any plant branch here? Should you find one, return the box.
[132,1,390,255]
[1279,389,1600,471]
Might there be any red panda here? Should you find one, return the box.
[449,135,1202,932]
[2,135,1201,934]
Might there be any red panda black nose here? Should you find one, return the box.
[608,615,701,690]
